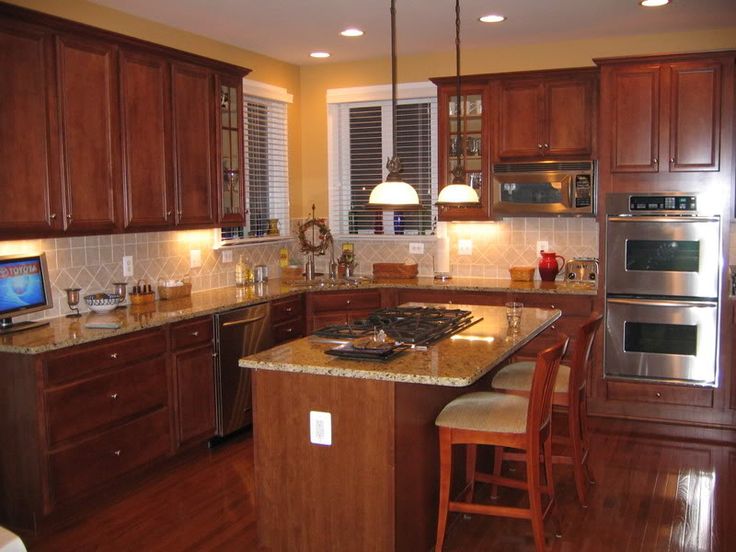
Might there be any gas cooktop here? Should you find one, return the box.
[314,306,476,346]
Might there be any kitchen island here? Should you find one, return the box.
[240,304,561,552]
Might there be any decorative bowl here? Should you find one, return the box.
[84,293,122,313]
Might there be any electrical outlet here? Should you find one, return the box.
[190,249,202,269]
[221,250,233,263]
[458,239,473,255]
[409,242,424,255]
[122,256,134,277]
[309,411,332,446]
[537,240,549,253]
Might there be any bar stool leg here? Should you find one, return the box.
[435,429,452,551]
[568,402,589,508]
[544,434,562,539]
[464,444,477,503]
[490,445,503,499]
[526,448,547,552]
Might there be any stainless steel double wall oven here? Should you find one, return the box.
[604,193,721,385]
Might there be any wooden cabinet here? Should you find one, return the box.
[216,73,246,225]
[170,317,216,447]
[55,34,120,234]
[0,19,60,236]
[307,289,383,333]
[433,79,492,221]
[271,295,305,344]
[119,48,174,230]
[597,52,734,191]
[494,70,596,161]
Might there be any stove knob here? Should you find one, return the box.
[567,273,576,280]
[590,273,596,281]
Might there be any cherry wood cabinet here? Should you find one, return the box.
[271,294,305,344]
[216,73,246,226]
[170,317,216,447]
[306,289,384,333]
[119,48,174,230]
[494,70,597,161]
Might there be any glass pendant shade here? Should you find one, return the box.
[436,183,479,206]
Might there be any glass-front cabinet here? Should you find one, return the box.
[217,74,245,225]
[433,80,492,221]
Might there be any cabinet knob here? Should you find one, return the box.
[537,144,543,149]
[285,327,293,333]
[212,352,218,358]
[670,157,675,163]
[66,214,72,221]
[285,307,293,313]
[110,352,118,359]
[656,392,662,398]
[113,449,122,457]
[49,213,57,220]
[653,158,658,164]
[346,300,351,305]
[166,210,172,217]
[109,392,118,400]
[177,210,182,217]
[543,143,549,149]
[191,330,199,337]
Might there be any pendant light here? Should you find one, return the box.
[436,0,480,207]
[368,0,421,210]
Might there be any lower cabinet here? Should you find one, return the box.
[271,294,305,344]
[170,317,216,447]
[306,289,383,333]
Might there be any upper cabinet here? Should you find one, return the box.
[596,52,734,194]
[0,4,249,239]
[493,69,597,161]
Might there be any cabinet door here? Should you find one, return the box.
[171,62,216,227]
[119,49,174,230]
[545,77,594,158]
[497,80,543,159]
[174,343,216,445]
[608,65,660,173]
[216,73,245,225]
[56,35,120,233]
[668,61,721,172]
[0,21,61,236]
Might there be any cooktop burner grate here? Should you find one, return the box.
[315,306,475,346]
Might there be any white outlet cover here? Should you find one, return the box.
[309,410,332,446]
[458,239,473,255]
[221,250,233,263]
[409,242,425,255]
[122,256,134,277]
[190,249,202,269]
[537,240,549,253]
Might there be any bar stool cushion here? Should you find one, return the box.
[493,361,570,394]
[435,391,529,434]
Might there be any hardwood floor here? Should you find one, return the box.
[24,420,736,551]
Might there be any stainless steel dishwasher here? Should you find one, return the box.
[212,302,272,444]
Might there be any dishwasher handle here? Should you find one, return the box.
[221,314,267,327]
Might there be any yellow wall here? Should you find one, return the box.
[299,28,736,215]
[4,0,304,215]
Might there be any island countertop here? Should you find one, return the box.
[239,304,561,387]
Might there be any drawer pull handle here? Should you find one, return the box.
[191,331,199,337]
[285,328,293,333]
[113,449,122,457]
[110,352,118,359]
[656,392,662,398]
[110,393,119,400]
[285,307,293,312]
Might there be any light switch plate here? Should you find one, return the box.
[221,250,233,263]
[458,239,473,256]
[309,410,332,446]
[190,249,202,269]
[409,242,424,255]
[122,256,134,277]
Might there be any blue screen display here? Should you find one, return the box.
[0,258,47,315]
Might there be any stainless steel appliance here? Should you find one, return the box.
[604,192,721,385]
[491,160,596,217]
[564,257,599,283]
[212,302,272,442]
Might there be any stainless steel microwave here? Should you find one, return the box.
[491,161,596,217]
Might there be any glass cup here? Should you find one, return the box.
[505,302,523,331]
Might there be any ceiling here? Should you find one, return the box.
[87,0,736,65]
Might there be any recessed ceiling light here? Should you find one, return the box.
[479,14,506,23]
[340,28,364,37]
[640,0,670,6]
[310,51,331,59]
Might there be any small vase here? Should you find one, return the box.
[393,211,404,235]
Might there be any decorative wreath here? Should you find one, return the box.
[297,217,333,256]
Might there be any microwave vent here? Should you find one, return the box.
[493,161,594,173]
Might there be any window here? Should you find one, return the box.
[221,82,291,242]
[328,86,437,237]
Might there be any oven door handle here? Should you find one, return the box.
[607,215,720,223]
[607,297,718,308]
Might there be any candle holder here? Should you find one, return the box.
[64,288,81,318]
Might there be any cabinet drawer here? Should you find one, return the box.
[310,290,381,313]
[45,357,168,447]
[45,329,167,385]
[271,295,304,324]
[273,320,305,344]
[606,380,714,408]
[170,317,213,351]
[48,408,171,504]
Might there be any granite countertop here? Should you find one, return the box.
[0,276,593,355]
[239,304,561,387]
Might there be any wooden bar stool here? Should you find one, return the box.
[434,336,569,552]
[491,313,603,508]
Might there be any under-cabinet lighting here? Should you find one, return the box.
[340,28,364,37]
[479,14,506,23]
[640,0,669,6]
[310,51,331,58]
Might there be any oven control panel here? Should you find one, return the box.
[629,195,697,212]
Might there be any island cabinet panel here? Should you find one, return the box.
[119,48,174,230]
[170,317,216,447]
[0,19,60,237]
[306,289,383,333]
[171,61,216,227]
[271,295,305,344]
[55,34,120,234]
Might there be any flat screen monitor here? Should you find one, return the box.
[0,252,53,334]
